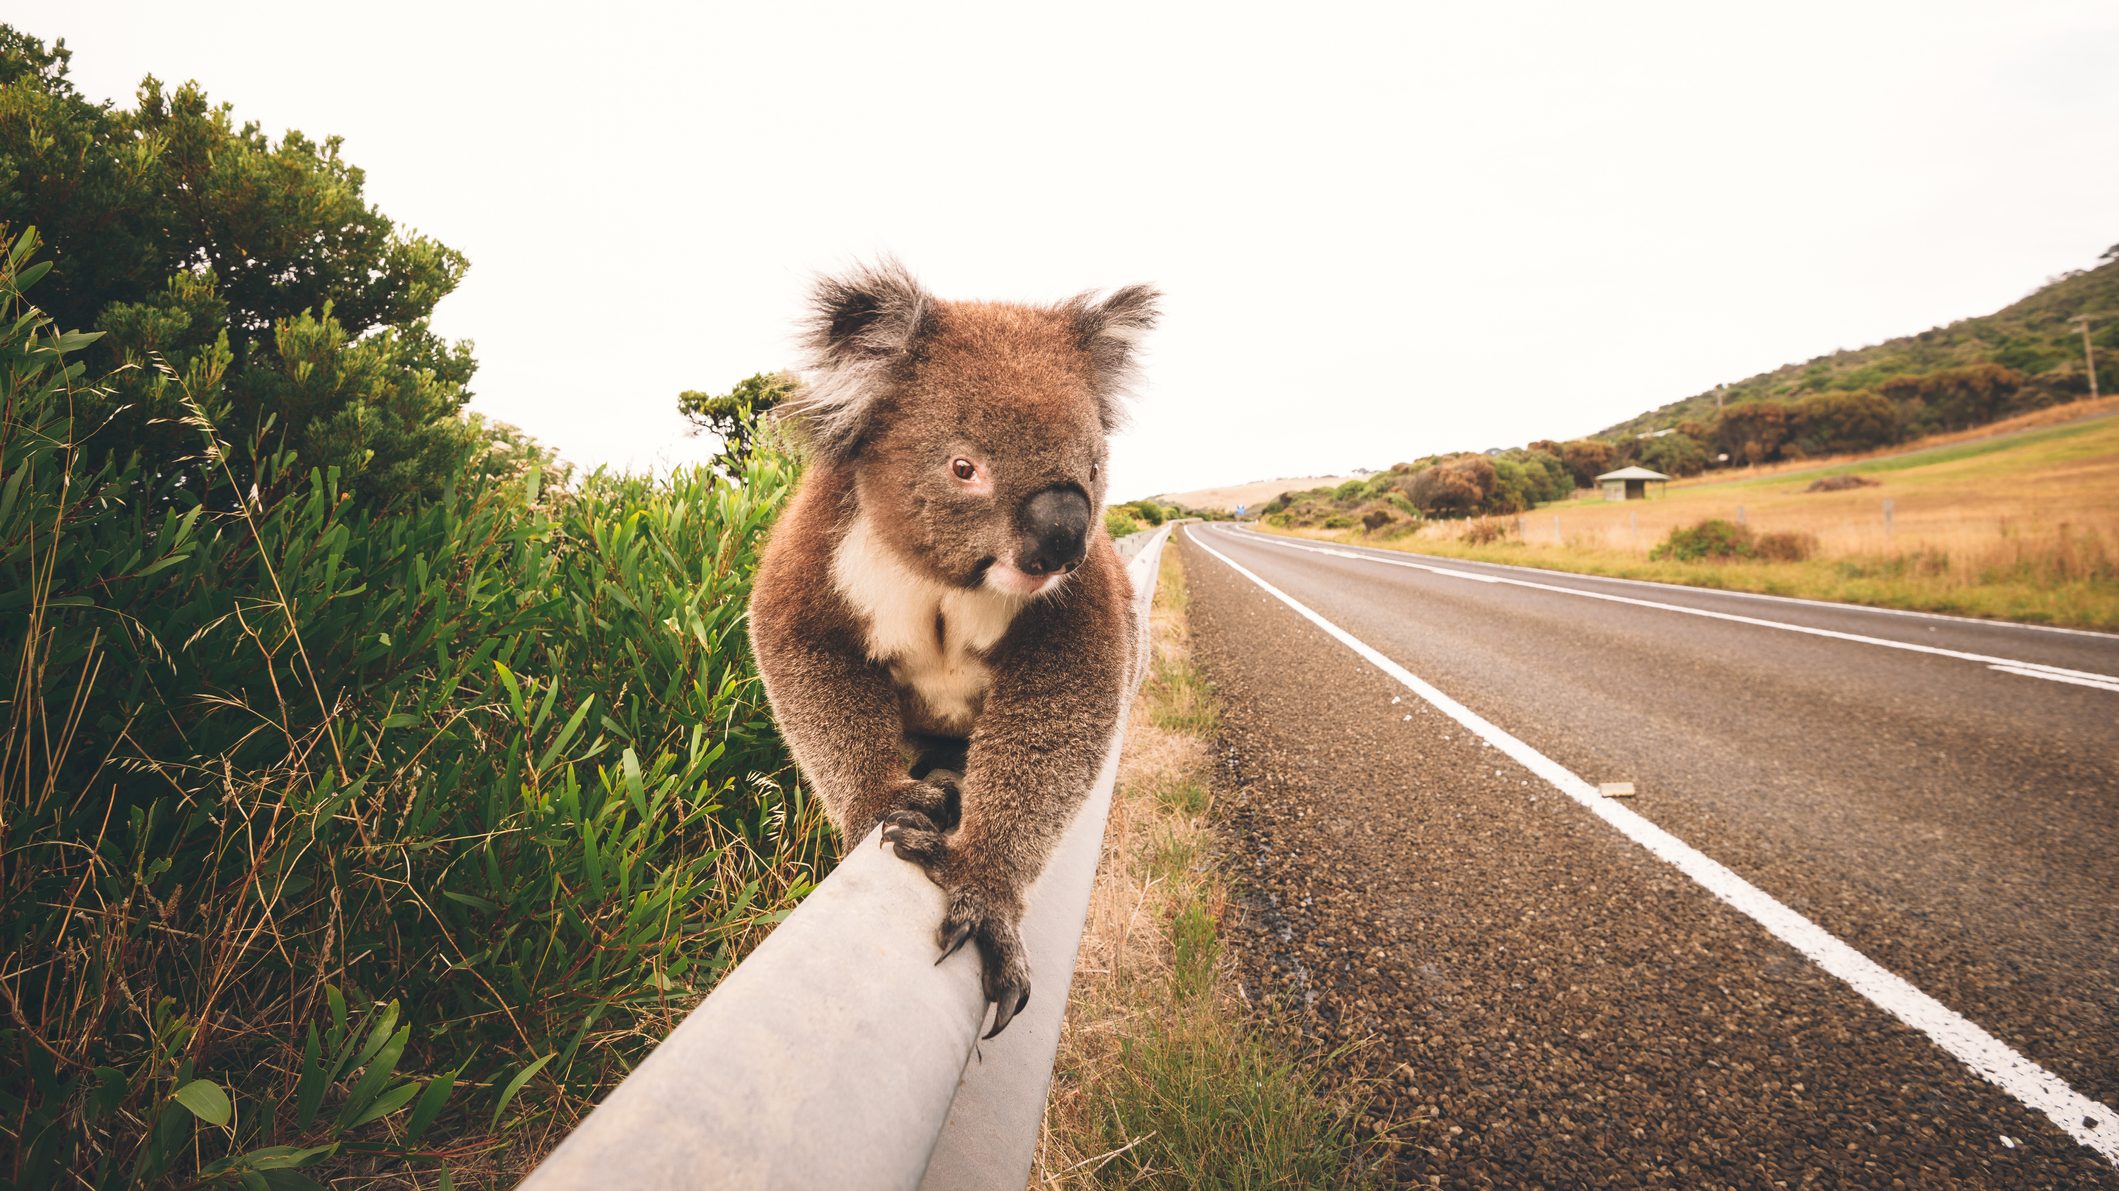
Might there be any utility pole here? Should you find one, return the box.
[2076,315,2100,400]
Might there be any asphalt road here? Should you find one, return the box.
[1176,523,2119,1187]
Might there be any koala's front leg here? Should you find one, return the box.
[750,616,938,843]
[882,608,1129,1036]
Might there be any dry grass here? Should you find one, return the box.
[1034,550,1377,1189]
[1290,410,2119,629]
[1153,474,1371,515]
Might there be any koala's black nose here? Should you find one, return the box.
[1017,486,1090,577]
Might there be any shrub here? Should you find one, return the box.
[1406,455,1496,517]
[1754,530,1819,561]
[1806,474,1879,493]
[1321,514,1354,529]
[1461,517,1517,546]
[1106,507,1146,537]
[1651,518,1756,561]
[1127,500,1167,526]
[0,232,820,1186]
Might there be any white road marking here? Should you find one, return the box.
[1186,527,2119,1166]
[1224,525,2119,640]
[1212,528,2119,690]
[1988,664,2119,694]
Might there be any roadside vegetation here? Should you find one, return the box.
[1037,548,1381,1188]
[1,30,823,1186]
[1103,498,1231,539]
[1267,411,2119,629]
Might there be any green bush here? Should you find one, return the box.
[1106,507,1146,538]
[1126,500,1166,527]
[0,232,820,1187]
[1650,518,1756,561]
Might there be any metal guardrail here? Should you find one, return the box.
[522,523,1175,1191]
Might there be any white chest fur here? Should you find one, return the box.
[831,514,1028,733]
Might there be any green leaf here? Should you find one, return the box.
[295,1024,327,1129]
[496,661,525,723]
[348,1001,401,1073]
[90,1066,127,1117]
[622,747,646,819]
[172,1078,232,1126]
[325,986,348,1050]
[229,1142,338,1171]
[131,551,193,579]
[405,1065,461,1141]
[442,889,498,913]
[535,694,597,773]
[491,1053,555,1128]
[347,1079,421,1127]
[336,1025,410,1128]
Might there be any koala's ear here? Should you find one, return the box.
[789,259,936,462]
[1069,284,1162,430]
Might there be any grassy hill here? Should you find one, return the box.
[1271,404,2119,629]
[1600,250,2119,439]
[1249,244,2119,533]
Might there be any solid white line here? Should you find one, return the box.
[1988,664,2119,694]
[1223,524,2119,640]
[1185,527,2119,1165]
[1212,527,2119,688]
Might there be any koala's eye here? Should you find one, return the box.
[951,457,978,481]
[1090,462,1101,481]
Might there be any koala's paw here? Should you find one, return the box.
[878,772,960,864]
[937,888,1031,1038]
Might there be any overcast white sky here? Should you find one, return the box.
[39,2,2119,499]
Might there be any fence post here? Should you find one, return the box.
[1883,497,1894,539]
[1736,504,1746,526]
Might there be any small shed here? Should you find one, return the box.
[1596,465,1671,502]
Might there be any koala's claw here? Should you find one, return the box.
[880,809,947,866]
[891,773,961,831]
[985,979,1031,1039]
[937,891,1033,1038]
[937,920,974,964]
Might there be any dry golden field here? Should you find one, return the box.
[1155,473,1371,514]
[1282,404,2119,629]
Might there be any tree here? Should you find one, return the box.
[0,27,477,506]
[1407,455,1496,517]
[1556,439,1616,488]
[1877,363,2025,433]
[1789,390,1901,456]
[679,371,801,475]
[1711,402,1790,466]
[1633,432,1707,477]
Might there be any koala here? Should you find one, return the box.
[747,260,1159,1037]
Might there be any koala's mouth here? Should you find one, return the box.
[957,556,998,590]
[985,560,1066,599]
